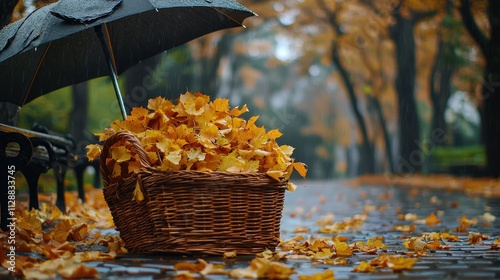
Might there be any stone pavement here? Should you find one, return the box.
[9,180,500,279]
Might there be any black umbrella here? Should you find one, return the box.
[0,0,255,119]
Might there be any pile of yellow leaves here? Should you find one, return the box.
[87,91,307,189]
[0,190,125,279]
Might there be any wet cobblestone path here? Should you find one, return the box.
[72,181,500,279]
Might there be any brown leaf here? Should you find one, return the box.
[57,263,98,279]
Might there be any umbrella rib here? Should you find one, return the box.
[22,42,52,106]
[211,7,245,28]
[103,23,118,75]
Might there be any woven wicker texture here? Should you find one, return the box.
[100,131,287,255]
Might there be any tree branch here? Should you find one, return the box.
[412,10,437,24]
[316,0,343,35]
[458,0,490,57]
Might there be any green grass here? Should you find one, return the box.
[429,145,486,168]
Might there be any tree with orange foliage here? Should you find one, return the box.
[314,0,376,174]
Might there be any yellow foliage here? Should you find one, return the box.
[299,270,335,280]
[426,212,441,225]
[370,254,418,272]
[132,182,145,203]
[87,92,307,194]
[0,189,125,278]
[352,261,376,273]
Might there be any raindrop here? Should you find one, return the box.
[155,8,158,12]
[34,47,37,51]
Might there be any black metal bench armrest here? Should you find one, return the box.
[0,123,74,149]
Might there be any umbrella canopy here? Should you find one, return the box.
[0,0,255,119]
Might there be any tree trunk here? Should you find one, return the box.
[370,96,395,173]
[70,83,89,153]
[430,40,454,138]
[459,0,500,177]
[315,0,374,175]
[390,14,421,174]
[483,0,500,177]
[332,42,375,174]
[0,0,20,126]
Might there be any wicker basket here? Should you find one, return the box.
[100,131,287,255]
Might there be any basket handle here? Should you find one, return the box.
[99,131,152,186]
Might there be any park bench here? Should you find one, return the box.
[0,123,99,231]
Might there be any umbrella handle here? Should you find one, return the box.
[99,131,153,186]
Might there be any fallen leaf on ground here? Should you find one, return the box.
[352,261,376,273]
[299,269,335,280]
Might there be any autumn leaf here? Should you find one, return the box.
[51,219,72,243]
[246,115,260,128]
[257,248,275,260]
[148,96,172,111]
[112,161,122,178]
[228,257,295,279]
[352,261,376,273]
[128,160,141,174]
[299,269,335,280]
[293,162,308,178]
[334,240,353,257]
[229,104,249,116]
[132,182,145,203]
[492,237,500,250]
[211,98,230,112]
[287,182,298,192]
[224,251,237,258]
[440,233,459,242]
[425,240,449,250]
[391,224,416,233]
[404,237,427,253]
[183,94,208,116]
[468,232,487,245]
[370,254,418,272]
[267,129,283,140]
[176,271,197,280]
[456,221,471,232]
[267,170,284,182]
[426,212,441,225]
[460,215,478,226]
[166,150,182,165]
[200,262,227,275]
[57,263,98,279]
[353,237,386,253]
[130,106,149,118]
[111,146,132,163]
[265,261,296,279]
[174,259,206,273]
[85,144,102,161]
[18,209,42,234]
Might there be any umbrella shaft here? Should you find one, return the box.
[95,25,127,120]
